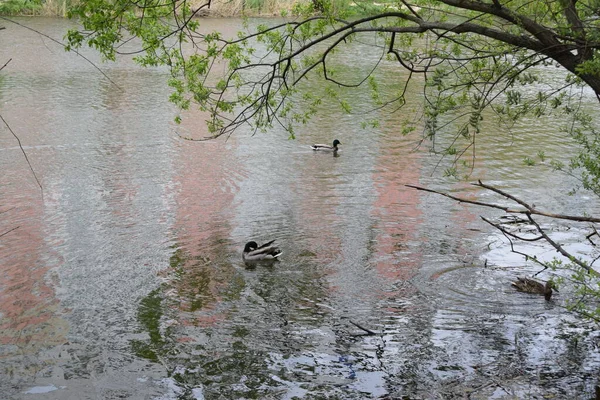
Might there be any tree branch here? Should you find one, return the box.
[525,212,595,273]
[473,180,600,223]
[480,216,544,242]
[406,183,600,223]
[408,182,599,276]
[437,0,562,49]
[482,216,551,273]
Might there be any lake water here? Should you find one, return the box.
[1,16,600,400]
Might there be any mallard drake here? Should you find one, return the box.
[242,240,282,262]
[511,277,557,301]
[311,139,341,152]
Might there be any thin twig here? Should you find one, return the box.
[0,57,11,72]
[480,216,543,242]
[526,213,596,274]
[409,182,600,276]
[406,184,512,211]
[587,226,599,246]
[0,113,43,199]
[482,216,551,273]
[349,320,377,336]
[0,226,19,238]
[407,183,600,223]
[0,16,122,91]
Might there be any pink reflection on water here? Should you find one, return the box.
[166,117,240,327]
[293,151,343,266]
[370,135,424,286]
[0,191,65,352]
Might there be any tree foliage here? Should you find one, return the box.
[0,0,42,15]
[64,0,600,318]
[65,1,600,137]
[64,0,600,189]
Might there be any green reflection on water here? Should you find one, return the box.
[131,288,165,362]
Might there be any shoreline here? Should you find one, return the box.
[0,0,302,18]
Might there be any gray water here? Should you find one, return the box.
[1,17,600,400]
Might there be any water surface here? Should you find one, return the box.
[1,17,600,399]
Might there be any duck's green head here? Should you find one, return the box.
[244,241,258,252]
[333,139,341,147]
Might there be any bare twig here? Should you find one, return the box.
[408,182,600,276]
[480,216,543,242]
[349,320,377,336]
[0,57,11,72]
[406,184,512,212]
[587,226,599,246]
[0,113,43,199]
[407,182,600,223]
[0,226,19,238]
[0,16,122,91]
[526,213,596,274]
[482,216,551,273]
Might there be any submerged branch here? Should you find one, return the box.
[349,320,377,336]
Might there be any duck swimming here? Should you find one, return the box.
[311,139,341,152]
[511,277,557,301]
[242,240,282,262]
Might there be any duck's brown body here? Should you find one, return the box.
[511,277,556,301]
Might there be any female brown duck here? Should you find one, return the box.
[511,277,558,301]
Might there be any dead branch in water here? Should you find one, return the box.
[349,320,377,336]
